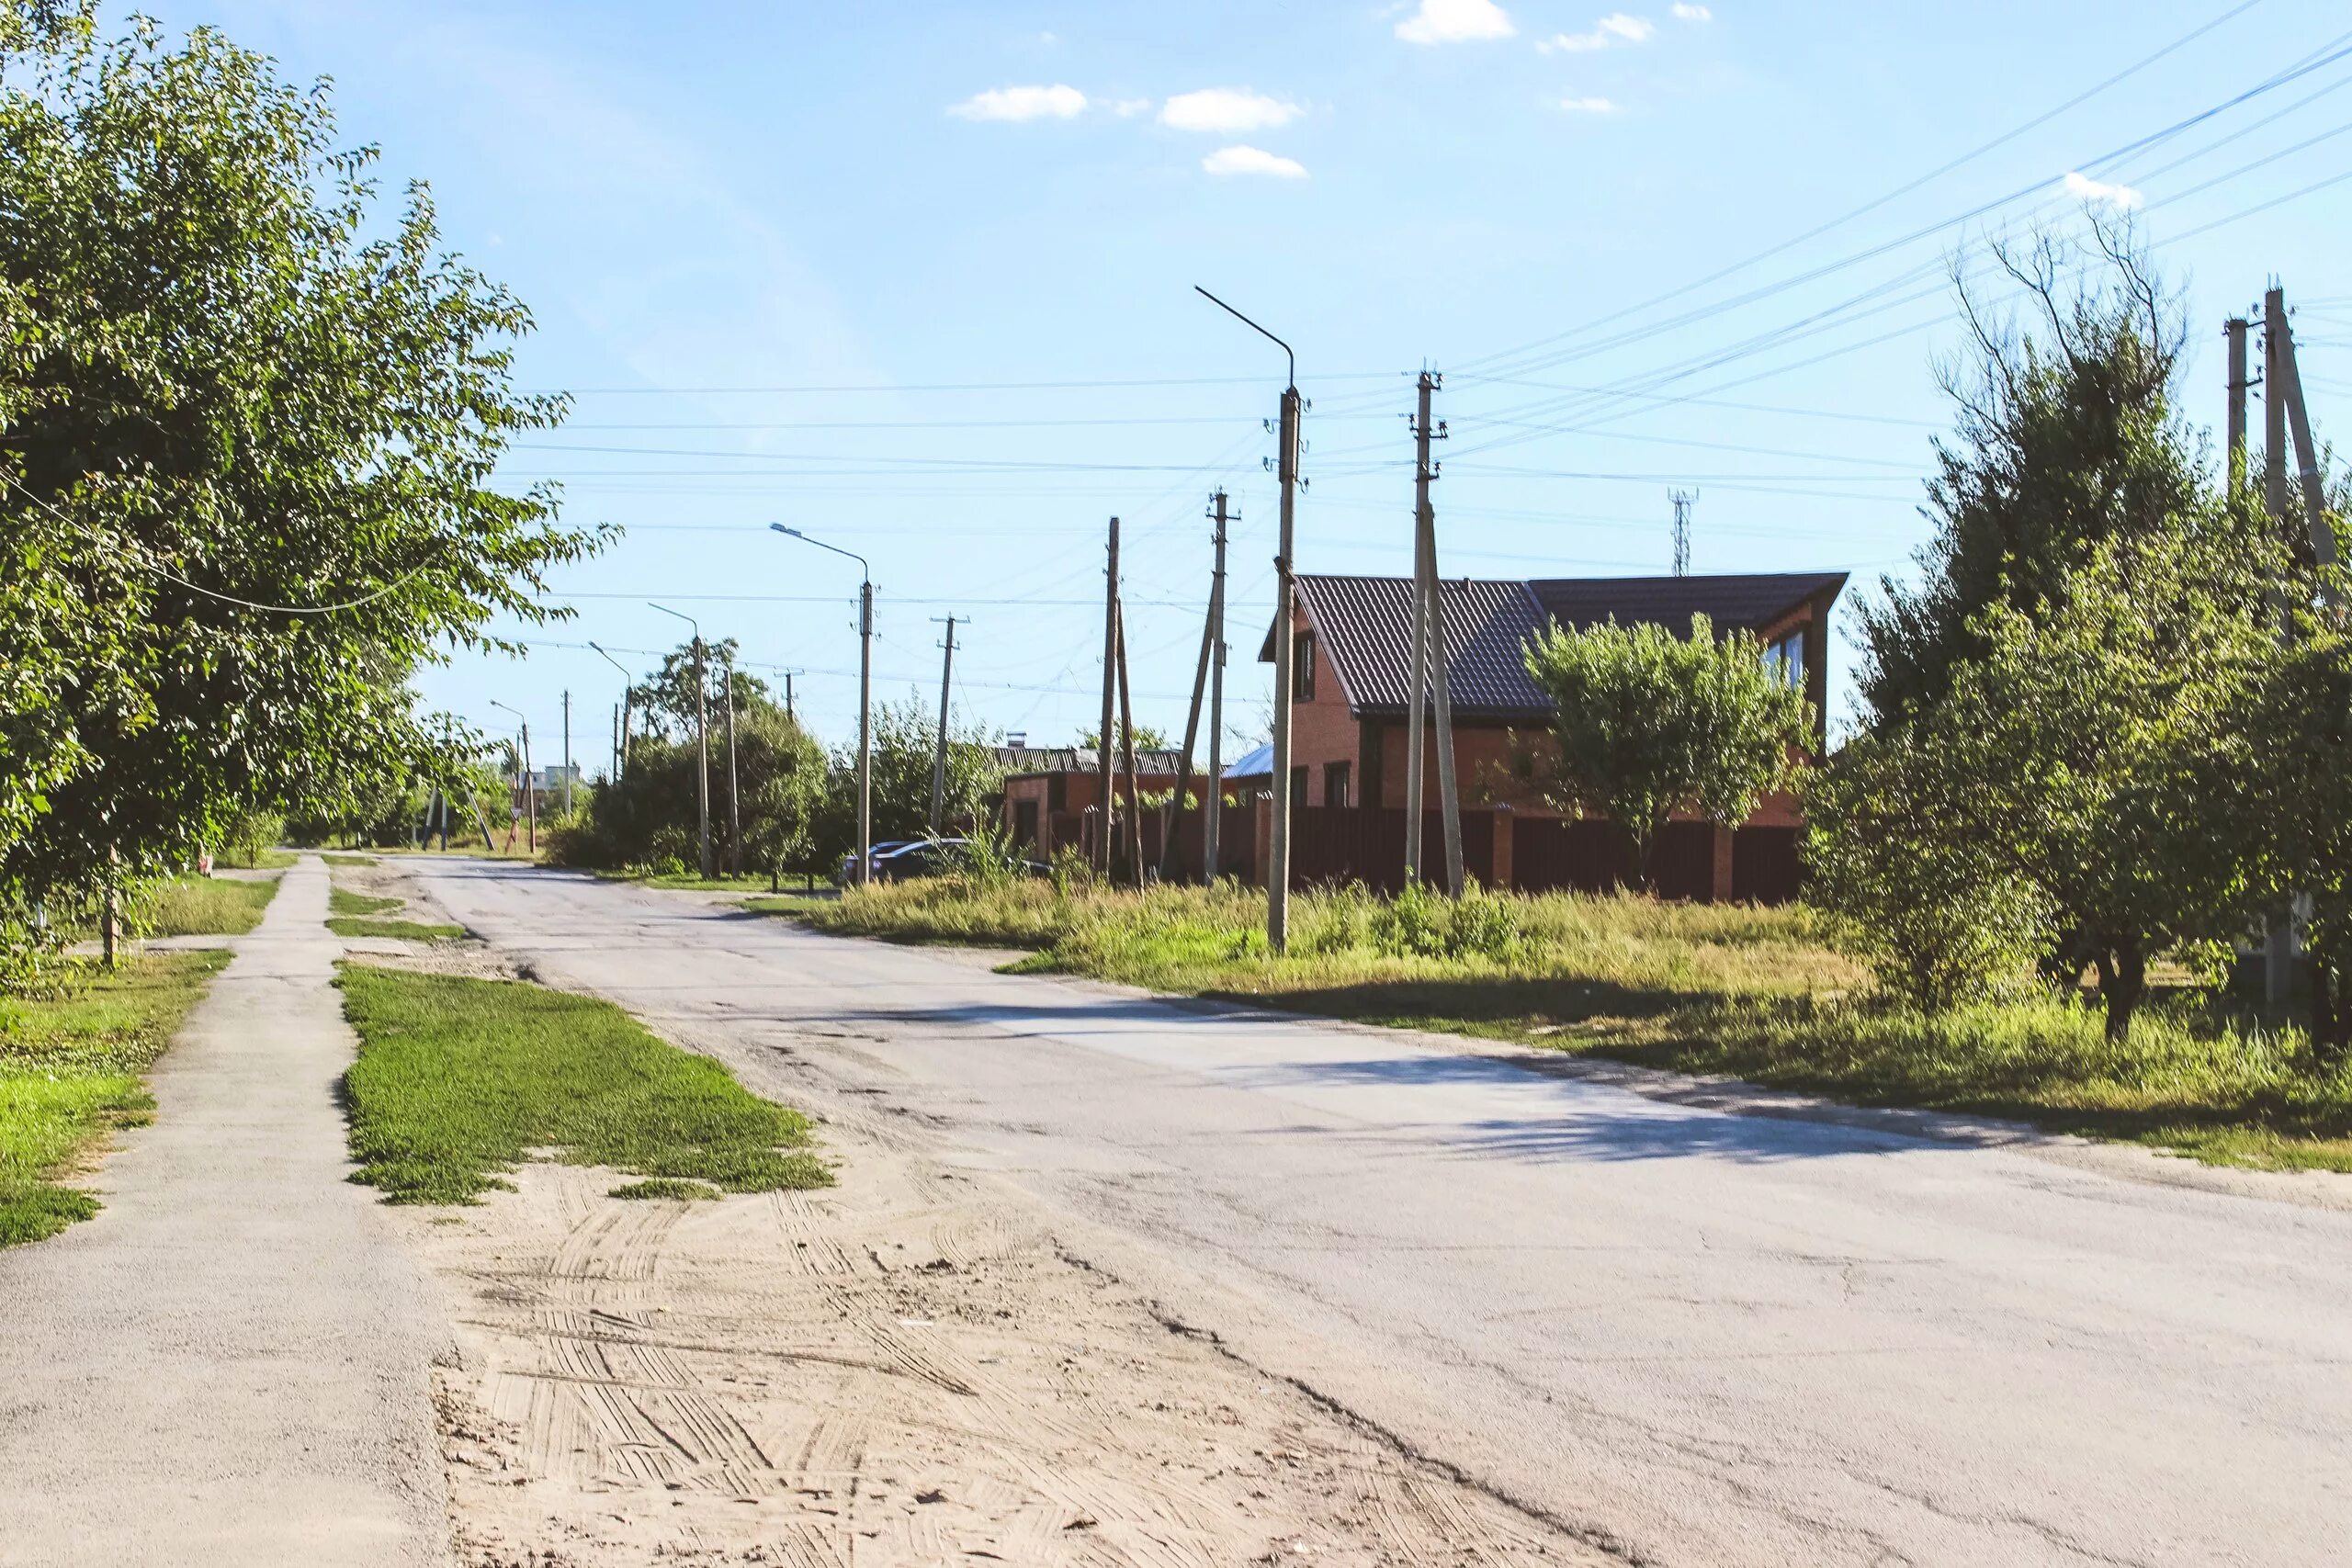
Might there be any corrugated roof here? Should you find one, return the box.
[1528,572,1847,634]
[1259,570,1848,720]
[996,746,1185,777]
[1224,741,1273,779]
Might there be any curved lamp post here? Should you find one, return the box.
[771,524,875,887]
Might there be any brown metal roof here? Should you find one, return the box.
[1528,571,1847,634]
[996,746,1185,778]
[1261,570,1847,721]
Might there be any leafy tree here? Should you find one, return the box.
[627,637,766,745]
[815,694,1002,854]
[0,9,599,940]
[1931,529,2273,1041]
[1860,221,2204,727]
[1078,722,1170,751]
[2256,572,2352,1064]
[1521,614,1809,891]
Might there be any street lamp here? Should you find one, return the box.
[488,699,534,854]
[1196,285,1303,953]
[648,603,712,878]
[587,640,633,778]
[771,523,874,887]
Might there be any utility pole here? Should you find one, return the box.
[1096,516,1121,877]
[1670,490,1696,577]
[784,671,795,722]
[1114,599,1145,886]
[1204,491,1229,885]
[589,640,632,777]
[650,604,711,876]
[1161,491,1227,883]
[2271,287,2341,589]
[2225,316,2250,491]
[1405,383,1431,883]
[1414,370,1464,895]
[610,703,620,783]
[930,615,958,835]
[561,689,572,817]
[722,649,741,874]
[1195,285,1301,950]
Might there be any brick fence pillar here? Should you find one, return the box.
[1711,823,1736,904]
[1490,805,1514,893]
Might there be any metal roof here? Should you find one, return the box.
[1260,570,1847,721]
[996,746,1185,778]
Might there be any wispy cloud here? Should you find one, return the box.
[1670,3,1712,19]
[1202,144,1307,178]
[1560,96,1618,113]
[1160,88,1303,133]
[948,84,1088,122]
[1395,0,1516,45]
[1538,13,1655,51]
[2063,170,2143,209]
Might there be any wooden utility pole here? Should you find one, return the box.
[1096,517,1121,876]
[784,671,795,721]
[2272,288,2341,590]
[2225,315,2250,491]
[1204,491,1229,885]
[560,690,572,817]
[610,703,620,783]
[930,615,958,835]
[1270,383,1302,947]
[1114,600,1145,886]
[1160,495,1222,883]
[722,649,741,874]
[1404,404,1430,882]
[520,719,536,853]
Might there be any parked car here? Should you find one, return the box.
[834,839,915,886]
[871,838,972,882]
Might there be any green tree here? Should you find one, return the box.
[0,9,600,939]
[1933,530,2273,1041]
[1078,722,1170,752]
[1860,221,2203,727]
[824,694,1002,852]
[2257,576,2352,1064]
[1521,614,1810,891]
[627,637,766,745]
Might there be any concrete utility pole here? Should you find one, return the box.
[1160,491,1227,883]
[1195,285,1302,950]
[722,649,741,874]
[650,604,712,877]
[1405,383,1431,882]
[561,689,572,817]
[491,699,534,853]
[771,525,874,885]
[784,671,795,721]
[610,703,620,783]
[1096,517,1121,877]
[589,641,633,777]
[1414,370,1465,896]
[929,615,958,835]
[1671,490,1696,578]
[2271,288,2341,590]
[1204,491,1229,885]
[1114,601,1146,885]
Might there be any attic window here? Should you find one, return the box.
[1766,627,1805,688]
[1294,629,1317,701]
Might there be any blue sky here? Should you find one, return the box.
[132,0,2352,771]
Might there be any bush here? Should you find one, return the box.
[216,808,286,869]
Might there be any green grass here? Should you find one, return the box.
[328,918,468,942]
[610,1177,722,1201]
[329,886,402,917]
[129,874,279,939]
[596,868,787,892]
[216,848,297,871]
[335,964,831,1203]
[0,953,231,1246]
[321,853,379,867]
[782,876,2352,1175]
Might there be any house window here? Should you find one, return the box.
[1014,800,1039,847]
[1324,761,1351,808]
[1765,626,1805,688]
[1293,630,1317,702]
[1290,766,1309,808]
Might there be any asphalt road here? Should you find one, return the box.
[422,859,2352,1568]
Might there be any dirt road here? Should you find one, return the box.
[411,857,2352,1568]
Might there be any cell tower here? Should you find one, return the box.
[1670,490,1696,576]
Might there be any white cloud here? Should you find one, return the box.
[1159,87,1304,133]
[1539,13,1656,51]
[948,84,1087,122]
[2063,170,2143,209]
[1112,97,1153,118]
[1560,96,1618,112]
[1202,144,1308,178]
[1396,0,1516,45]
[1670,3,1711,19]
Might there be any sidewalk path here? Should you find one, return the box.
[0,857,450,1567]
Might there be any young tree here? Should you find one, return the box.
[0,10,600,932]
[1521,614,1810,891]
[827,695,1002,851]
[2257,573,2352,1064]
[1934,529,2273,1041]
[1860,220,2205,728]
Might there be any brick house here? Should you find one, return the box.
[996,746,1183,860]
[1256,570,1847,899]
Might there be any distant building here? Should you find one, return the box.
[994,746,1183,859]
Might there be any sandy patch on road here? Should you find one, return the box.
[393,1141,1596,1567]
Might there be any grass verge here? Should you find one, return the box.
[132,874,279,938]
[329,918,467,942]
[322,852,379,867]
[0,953,231,1246]
[329,886,401,917]
[783,877,2352,1174]
[336,964,831,1203]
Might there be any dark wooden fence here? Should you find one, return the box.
[1288,807,1494,896]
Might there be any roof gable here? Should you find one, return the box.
[1527,571,1847,635]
